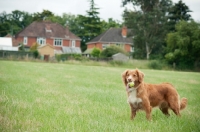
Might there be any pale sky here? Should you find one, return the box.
[0,0,199,22]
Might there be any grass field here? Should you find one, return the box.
[0,60,200,132]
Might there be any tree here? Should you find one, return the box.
[33,10,54,21]
[122,0,172,59]
[0,11,10,36]
[101,18,121,32]
[85,0,102,40]
[165,21,200,69]
[30,42,40,58]
[167,0,192,32]
[9,10,33,35]
[30,42,39,51]
[77,0,102,51]
[0,10,33,36]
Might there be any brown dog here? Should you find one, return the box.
[122,69,187,120]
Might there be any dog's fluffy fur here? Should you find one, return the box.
[122,69,187,120]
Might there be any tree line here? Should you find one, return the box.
[123,0,200,70]
[0,0,199,70]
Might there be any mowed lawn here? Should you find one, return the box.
[0,61,200,132]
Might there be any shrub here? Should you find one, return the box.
[100,45,127,57]
[109,60,124,66]
[30,42,39,51]
[91,48,101,57]
[32,50,39,59]
[148,60,163,70]
[55,54,82,61]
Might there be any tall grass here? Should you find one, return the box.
[0,60,200,132]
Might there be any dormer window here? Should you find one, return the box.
[45,25,52,32]
[45,28,52,32]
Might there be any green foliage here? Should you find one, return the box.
[33,10,54,21]
[0,10,33,36]
[109,60,124,66]
[148,60,163,70]
[167,0,192,32]
[30,42,39,51]
[32,50,39,58]
[91,47,101,57]
[30,42,40,58]
[165,20,200,70]
[18,43,25,51]
[55,54,82,61]
[100,45,127,57]
[101,18,121,32]
[122,0,172,59]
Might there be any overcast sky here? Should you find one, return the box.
[0,0,199,22]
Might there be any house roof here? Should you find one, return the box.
[83,48,94,54]
[15,21,81,40]
[38,44,55,49]
[62,47,82,54]
[86,28,133,45]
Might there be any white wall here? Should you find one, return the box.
[0,37,18,51]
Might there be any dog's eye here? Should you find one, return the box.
[133,74,136,77]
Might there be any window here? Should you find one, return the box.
[54,39,62,46]
[116,43,124,48]
[23,37,28,45]
[37,37,46,45]
[102,44,109,50]
[130,46,134,52]
[71,40,76,47]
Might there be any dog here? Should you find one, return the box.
[121,69,187,120]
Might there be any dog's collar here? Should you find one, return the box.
[126,83,141,93]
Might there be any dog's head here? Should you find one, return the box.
[121,69,144,87]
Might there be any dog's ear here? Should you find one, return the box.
[122,70,129,86]
[136,69,144,83]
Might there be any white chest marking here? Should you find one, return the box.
[127,89,142,106]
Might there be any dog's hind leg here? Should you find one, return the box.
[168,97,181,116]
[159,102,170,116]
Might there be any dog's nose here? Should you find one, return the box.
[128,78,132,82]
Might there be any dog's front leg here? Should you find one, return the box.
[129,103,136,120]
[142,98,152,121]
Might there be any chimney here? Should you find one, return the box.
[121,26,127,38]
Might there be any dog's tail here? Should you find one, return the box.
[180,97,187,110]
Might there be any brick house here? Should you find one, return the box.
[14,21,82,56]
[84,26,133,56]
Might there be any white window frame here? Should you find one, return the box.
[23,37,28,45]
[71,40,76,47]
[116,43,124,48]
[102,44,109,50]
[37,37,46,45]
[130,46,134,52]
[54,39,62,46]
